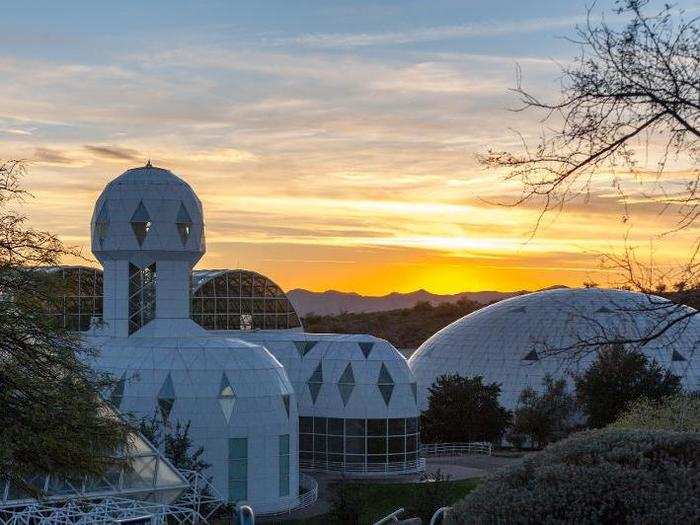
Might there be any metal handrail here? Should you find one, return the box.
[430,506,453,525]
[253,472,319,519]
[299,458,426,474]
[373,507,405,525]
[420,442,492,456]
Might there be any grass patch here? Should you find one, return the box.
[279,478,480,525]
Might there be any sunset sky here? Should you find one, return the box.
[1,1,697,295]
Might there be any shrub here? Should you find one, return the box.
[508,375,576,448]
[611,394,700,432]
[451,428,700,524]
[421,374,511,443]
[574,343,681,428]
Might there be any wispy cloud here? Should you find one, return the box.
[85,145,143,161]
[281,16,582,49]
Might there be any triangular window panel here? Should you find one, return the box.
[157,373,175,421]
[282,394,290,418]
[411,382,418,404]
[307,362,323,404]
[337,363,355,406]
[96,204,109,247]
[377,363,394,406]
[523,350,539,361]
[218,373,236,423]
[672,350,687,362]
[359,342,374,359]
[109,372,126,408]
[295,340,317,358]
[176,202,192,246]
[130,201,151,246]
[596,306,613,314]
[510,306,526,313]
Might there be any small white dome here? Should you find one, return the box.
[91,164,205,266]
[409,288,700,409]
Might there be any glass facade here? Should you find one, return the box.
[279,434,290,497]
[128,263,157,335]
[191,269,302,330]
[299,417,420,472]
[228,438,248,502]
[43,266,103,331]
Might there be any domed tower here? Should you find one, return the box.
[90,163,205,336]
[87,165,301,514]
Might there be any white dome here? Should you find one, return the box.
[409,288,700,409]
[90,164,205,266]
[89,331,300,514]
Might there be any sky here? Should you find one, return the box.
[0,1,697,295]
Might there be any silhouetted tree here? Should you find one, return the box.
[421,374,511,443]
[508,375,576,448]
[0,160,130,495]
[574,344,681,427]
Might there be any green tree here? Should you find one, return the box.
[508,375,576,448]
[574,344,681,428]
[611,393,700,432]
[0,161,130,494]
[421,374,511,443]
[138,414,210,473]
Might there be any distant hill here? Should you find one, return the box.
[287,285,568,316]
[303,299,484,351]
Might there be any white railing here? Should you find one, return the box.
[373,507,405,525]
[430,506,453,525]
[299,458,426,475]
[420,442,492,457]
[255,472,318,519]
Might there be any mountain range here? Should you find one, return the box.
[287,286,568,316]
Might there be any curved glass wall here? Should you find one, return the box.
[299,417,420,473]
[191,270,302,331]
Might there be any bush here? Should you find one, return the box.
[421,374,511,443]
[508,375,576,448]
[574,343,681,428]
[611,394,700,432]
[451,428,700,524]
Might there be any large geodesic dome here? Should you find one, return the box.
[409,288,700,410]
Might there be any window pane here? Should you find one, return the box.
[406,418,418,434]
[328,436,343,453]
[388,418,405,435]
[346,419,365,436]
[229,438,247,459]
[300,434,313,452]
[389,436,405,454]
[327,418,344,435]
[406,435,417,452]
[299,417,313,434]
[345,437,365,454]
[368,454,386,464]
[279,434,289,455]
[367,419,386,436]
[314,417,327,434]
[367,437,386,455]
[314,435,326,452]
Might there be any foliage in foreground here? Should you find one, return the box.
[451,428,700,524]
[322,476,479,525]
[421,374,511,444]
[611,393,700,432]
[138,414,210,473]
[507,375,576,449]
[574,343,681,428]
[0,160,130,493]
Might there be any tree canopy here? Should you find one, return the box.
[421,374,511,443]
[574,343,681,428]
[0,160,130,494]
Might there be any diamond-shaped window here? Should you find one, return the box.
[157,372,175,422]
[307,362,323,404]
[337,363,355,406]
[359,342,374,359]
[596,306,614,314]
[218,373,236,423]
[95,203,109,247]
[109,372,126,408]
[523,350,539,361]
[176,202,193,246]
[295,341,317,358]
[281,394,290,417]
[130,201,151,246]
[377,363,394,406]
[410,382,418,404]
[672,350,687,362]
